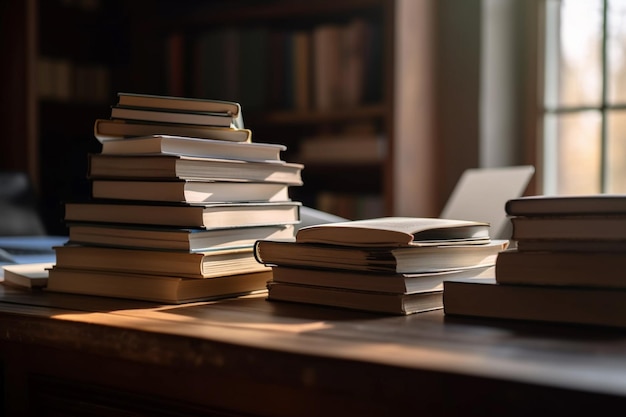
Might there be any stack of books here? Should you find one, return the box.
[48,93,304,304]
[443,194,626,328]
[254,217,508,315]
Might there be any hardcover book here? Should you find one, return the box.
[94,119,251,143]
[505,194,626,216]
[91,180,291,204]
[54,245,270,279]
[254,239,508,274]
[495,249,626,288]
[63,201,302,228]
[88,154,303,185]
[443,278,626,329]
[47,267,271,304]
[68,223,295,252]
[100,135,285,162]
[267,281,443,315]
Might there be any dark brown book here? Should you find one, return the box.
[495,249,626,288]
[443,278,626,329]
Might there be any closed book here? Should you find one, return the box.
[506,194,626,216]
[267,281,443,315]
[100,135,285,162]
[443,278,626,329]
[88,154,303,185]
[254,239,508,274]
[63,201,301,228]
[94,119,251,143]
[54,245,269,279]
[91,180,291,204]
[2,262,53,289]
[510,215,626,240]
[270,265,495,294]
[495,249,626,288]
[47,267,271,304]
[68,223,295,252]
[110,106,234,128]
[116,92,241,117]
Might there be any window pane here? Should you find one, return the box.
[607,110,626,192]
[608,0,626,104]
[544,111,602,194]
[545,0,603,108]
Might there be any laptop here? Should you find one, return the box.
[440,165,535,239]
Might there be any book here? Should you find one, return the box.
[254,239,508,273]
[270,265,495,294]
[515,239,626,252]
[68,223,295,252]
[267,282,443,315]
[63,201,301,228]
[443,278,626,329]
[100,135,285,162]
[116,92,242,118]
[295,217,491,247]
[2,262,53,289]
[510,215,626,240]
[94,119,251,143]
[495,249,626,288]
[47,267,272,304]
[505,194,626,216]
[297,133,386,164]
[54,245,270,279]
[110,106,235,128]
[91,180,291,203]
[87,154,303,185]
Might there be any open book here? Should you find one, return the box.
[295,217,491,247]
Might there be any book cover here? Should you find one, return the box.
[443,278,626,329]
[110,106,234,128]
[505,194,626,216]
[295,217,491,247]
[117,92,241,117]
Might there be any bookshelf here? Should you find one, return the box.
[2,0,440,233]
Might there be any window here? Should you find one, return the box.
[543,0,626,194]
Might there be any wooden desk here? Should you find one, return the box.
[0,285,625,416]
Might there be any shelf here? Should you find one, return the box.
[247,104,387,126]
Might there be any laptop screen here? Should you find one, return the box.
[439,166,535,239]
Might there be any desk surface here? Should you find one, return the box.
[1,285,626,415]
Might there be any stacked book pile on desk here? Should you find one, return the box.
[443,194,626,328]
[254,217,508,315]
[48,92,304,303]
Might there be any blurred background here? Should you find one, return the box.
[1,0,624,235]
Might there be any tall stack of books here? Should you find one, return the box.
[443,194,626,328]
[48,93,304,304]
[254,217,508,315]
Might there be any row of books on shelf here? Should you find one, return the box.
[37,56,111,103]
[443,194,626,329]
[168,17,382,111]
